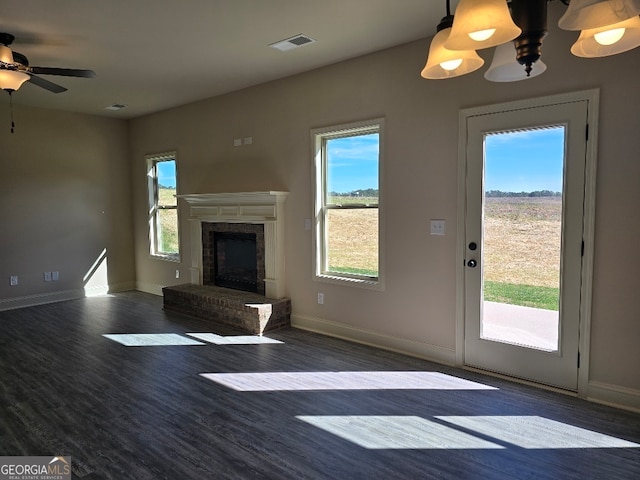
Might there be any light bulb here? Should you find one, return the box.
[594,27,626,45]
[469,28,496,42]
[440,58,463,71]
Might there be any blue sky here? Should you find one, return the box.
[326,127,565,194]
[157,160,177,188]
[485,127,565,192]
[327,133,379,193]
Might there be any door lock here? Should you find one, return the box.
[467,259,477,268]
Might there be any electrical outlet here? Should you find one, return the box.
[52,271,59,281]
[317,293,324,305]
[10,275,18,286]
[44,271,52,282]
[304,218,311,231]
[176,269,180,279]
[430,219,445,236]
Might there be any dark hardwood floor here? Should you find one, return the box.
[0,291,638,479]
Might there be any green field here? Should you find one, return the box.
[483,196,561,310]
[484,281,559,311]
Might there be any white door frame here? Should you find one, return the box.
[455,89,599,398]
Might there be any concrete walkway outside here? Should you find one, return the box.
[482,301,559,352]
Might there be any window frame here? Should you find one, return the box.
[311,118,385,290]
[146,151,180,262]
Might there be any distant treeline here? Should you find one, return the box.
[331,188,379,197]
[486,190,561,198]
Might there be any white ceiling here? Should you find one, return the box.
[0,0,452,119]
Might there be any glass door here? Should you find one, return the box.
[464,99,588,390]
[481,127,564,352]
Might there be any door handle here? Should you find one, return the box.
[467,259,477,268]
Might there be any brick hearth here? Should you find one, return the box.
[162,284,291,335]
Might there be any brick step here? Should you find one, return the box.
[162,284,291,335]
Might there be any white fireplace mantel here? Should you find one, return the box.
[178,191,289,299]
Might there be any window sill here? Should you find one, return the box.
[315,273,384,292]
[151,253,181,263]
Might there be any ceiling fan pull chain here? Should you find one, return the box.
[9,90,16,134]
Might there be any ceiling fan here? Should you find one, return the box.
[0,32,96,94]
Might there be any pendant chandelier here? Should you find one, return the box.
[421,0,640,82]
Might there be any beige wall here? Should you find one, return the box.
[130,5,640,406]
[0,105,134,306]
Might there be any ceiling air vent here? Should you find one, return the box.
[269,34,316,52]
[104,103,127,111]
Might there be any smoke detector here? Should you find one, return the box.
[269,34,316,52]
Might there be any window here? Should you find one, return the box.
[147,152,179,260]
[312,118,384,289]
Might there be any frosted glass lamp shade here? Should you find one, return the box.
[0,45,30,91]
[0,45,15,63]
[484,42,547,82]
[570,15,640,57]
[558,0,640,31]
[421,28,485,79]
[445,0,522,51]
[0,70,30,91]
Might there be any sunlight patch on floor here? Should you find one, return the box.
[103,333,206,347]
[296,415,640,450]
[187,333,283,345]
[200,371,498,391]
[296,416,504,449]
[436,416,640,449]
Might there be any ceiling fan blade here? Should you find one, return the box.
[29,66,95,78]
[27,74,67,93]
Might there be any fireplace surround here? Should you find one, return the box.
[179,191,288,299]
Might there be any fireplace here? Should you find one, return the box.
[202,222,266,295]
[214,232,257,292]
[179,191,288,299]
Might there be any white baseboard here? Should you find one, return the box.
[0,281,137,312]
[291,313,456,366]
[108,281,137,293]
[587,381,640,414]
[0,289,85,311]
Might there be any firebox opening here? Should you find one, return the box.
[213,231,258,293]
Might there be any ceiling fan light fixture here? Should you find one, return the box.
[570,15,640,56]
[444,0,522,51]
[558,0,640,31]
